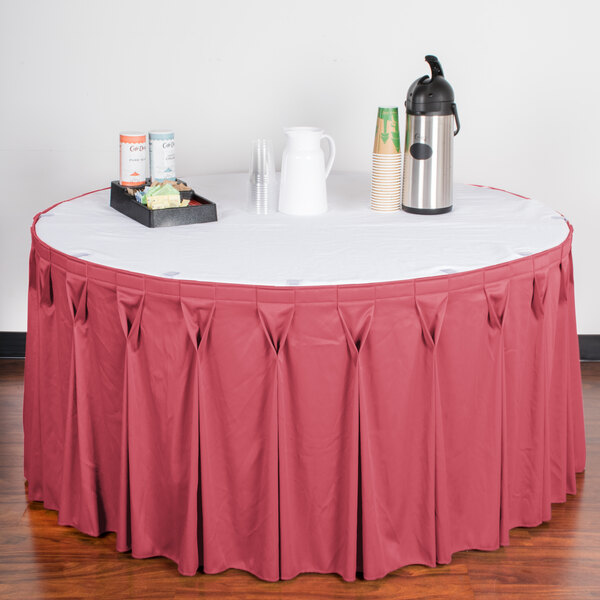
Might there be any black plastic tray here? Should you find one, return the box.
[110,180,218,228]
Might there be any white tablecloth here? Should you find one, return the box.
[35,173,569,286]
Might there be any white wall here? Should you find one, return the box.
[1,0,599,332]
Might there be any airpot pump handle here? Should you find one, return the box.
[452,103,461,136]
[425,55,444,78]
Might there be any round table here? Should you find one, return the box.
[24,174,585,582]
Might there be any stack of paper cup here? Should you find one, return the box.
[371,106,402,212]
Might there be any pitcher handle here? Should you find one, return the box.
[321,133,336,179]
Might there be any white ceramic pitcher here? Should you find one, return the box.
[279,127,336,215]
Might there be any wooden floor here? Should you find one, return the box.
[1,359,599,599]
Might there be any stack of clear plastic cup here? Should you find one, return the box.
[248,139,277,214]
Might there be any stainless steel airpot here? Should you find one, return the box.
[402,55,460,214]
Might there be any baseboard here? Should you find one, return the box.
[0,332,27,359]
[2,331,600,361]
[579,335,600,361]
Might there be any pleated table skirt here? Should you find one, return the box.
[23,222,585,581]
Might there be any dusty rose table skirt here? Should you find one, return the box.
[24,215,585,581]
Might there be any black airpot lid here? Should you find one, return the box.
[406,55,455,116]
